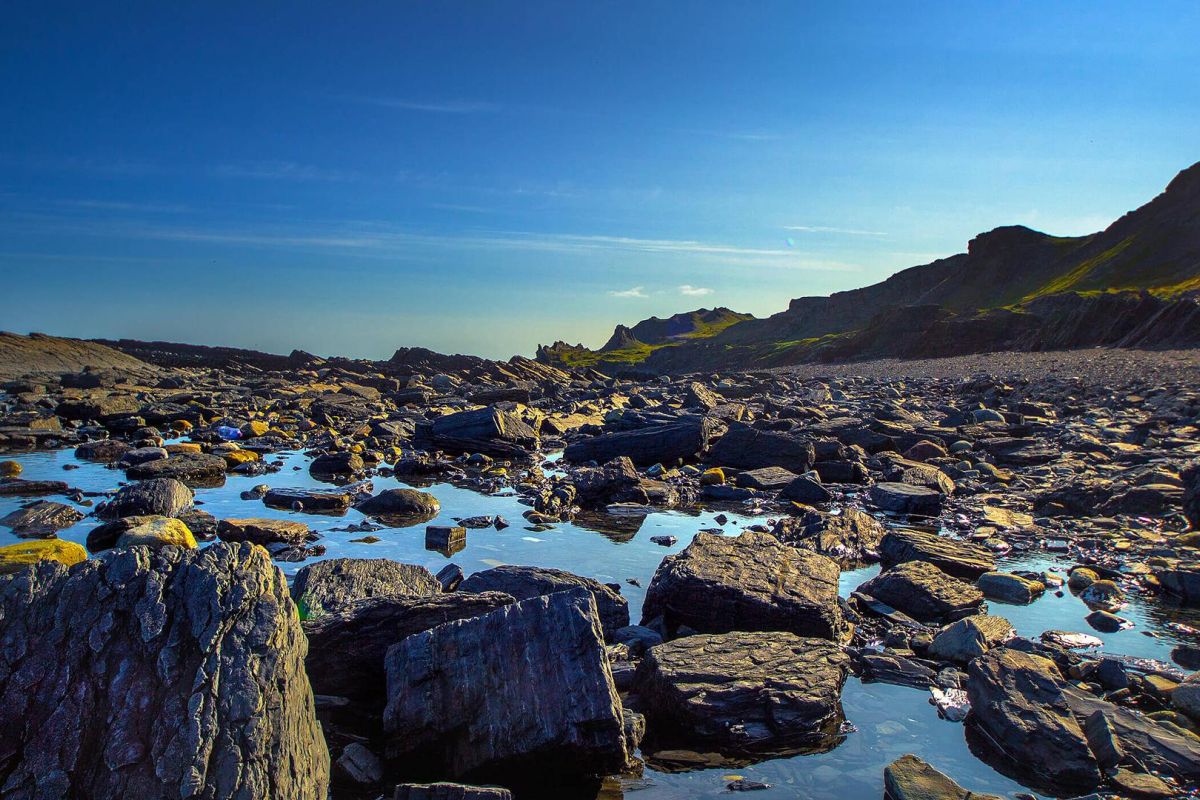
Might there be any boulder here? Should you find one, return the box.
[879,528,995,581]
[977,572,1045,604]
[565,416,720,467]
[291,557,441,617]
[856,561,984,623]
[927,615,1014,664]
[99,477,193,519]
[634,631,849,753]
[779,474,833,503]
[705,421,815,473]
[75,438,133,462]
[0,538,88,575]
[734,466,797,490]
[426,407,540,458]
[393,785,512,800]
[771,507,884,565]
[869,482,943,516]
[309,451,365,477]
[264,486,354,513]
[125,452,227,482]
[1183,460,1200,529]
[303,592,514,704]
[1173,672,1200,722]
[0,543,329,799]
[355,488,441,523]
[883,754,1002,800]
[460,564,629,640]
[641,531,844,639]
[0,500,84,537]
[116,516,198,549]
[383,589,628,781]
[217,517,311,546]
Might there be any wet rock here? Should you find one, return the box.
[426,525,466,556]
[116,516,198,549]
[734,466,797,490]
[634,631,849,753]
[770,507,884,564]
[565,416,721,467]
[857,561,984,623]
[126,451,226,482]
[291,557,441,617]
[1183,460,1200,528]
[0,543,329,799]
[336,742,384,785]
[1080,579,1126,612]
[0,500,84,537]
[879,528,995,581]
[1174,672,1200,722]
[56,394,141,421]
[426,406,540,459]
[383,588,628,781]
[310,451,365,477]
[393,784,513,800]
[976,572,1044,604]
[117,446,169,468]
[706,421,815,473]
[870,482,943,515]
[779,473,833,503]
[460,564,629,640]
[642,531,845,639]
[1158,566,1200,604]
[264,486,355,512]
[355,488,441,522]
[217,517,311,546]
[0,459,21,477]
[927,615,1014,663]
[74,438,133,462]
[303,591,514,704]
[99,477,193,518]
[883,754,1002,800]
[0,538,88,575]
[0,478,71,496]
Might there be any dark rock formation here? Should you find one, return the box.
[564,416,722,467]
[98,477,193,519]
[125,452,227,483]
[771,507,884,565]
[879,528,995,581]
[291,557,441,616]
[0,500,84,536]
[424,407,540,458]
[0,543,329,798]
[355,488,441,523]
[706,422,815,473]
[856,561,984,623]
[460,565,628,640]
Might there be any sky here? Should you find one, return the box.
[1,2,1198,359]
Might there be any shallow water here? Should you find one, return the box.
[3,446,1198,799]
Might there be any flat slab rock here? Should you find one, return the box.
[771,507,884,565]
[857,560,984,623]
[869,482,944,516]
[264,486,353,512]
[564,416,721,467]
[634,631,850,754]
[218,517,311,546]
[125,452,227,482]
[0,499,84,536]
[879,527,996,581]
[0,542,329,799]
[291,557,442,616]
[641,531,845,640]
[459,564,629,640]
[884,754,1003,800]
[383,588,628,782]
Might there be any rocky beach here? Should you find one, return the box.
[2,338,1199,799]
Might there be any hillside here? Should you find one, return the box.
[0,332,155,380]
[547,160,1200,375]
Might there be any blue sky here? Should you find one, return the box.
[2,2,1198,359]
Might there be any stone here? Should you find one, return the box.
[303,592,514,704]
[116,516,198,549]
[336,742,384,785]
[770,507,884,565]
[641,531,844,639]
[870,482,943,515]
[565,416,721,467]
[1080,579,1126,611]
[383,589,628,781]
[0,543,329,799]
[426,525,466,556]
[779,474,833,503]
[879,528,995,581]
[99,477,193,518]
[706,421,816,473]
[0,538,88,575]
[927,615,1014,663]
[125,452,227,482]
[1174,672,1200,722]
[976,571,1044,604]
[1183,460,1200,529]
[634,631,849,753]
[426,407,540,458]
[883,754,1003,800]
[217,517,311,546]
[75,438,133,461]
[0,500,84,537]
[0,478,71,496]
[355,488,441,522]
[0,460,21,477]
[117,446,169,467]
[263,486,353,512]
[290,557,441,617]
[1158,566,1200,603]
[856,561,984,623]
[393,785,512,800]
[460,564,629,640]
[310,451,365,477]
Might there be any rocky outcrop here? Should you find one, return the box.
[641,531,844,639]
[879,528,995,581]
[0,331,153,380]
[856,561,984,623]
[383,589,628,782]
[705,422,815,473]
[771,507,884,565]
[290,557,441,616]
[459,565,628,640]
[98,477,194,519]
[634,631,849,753]
[564,415,722,467]
[423,407,540,458]
[0,542,329,799]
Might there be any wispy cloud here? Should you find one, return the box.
[679,284,713,296]
[344,96,502,114]
[785,225,887,237]
[212,160,358,182]
[609,286,648,298]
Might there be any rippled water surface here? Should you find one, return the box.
[3,445,1198,799]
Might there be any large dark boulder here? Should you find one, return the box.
[383,589,628,782]
[564,415,721,467]
[125,452,227,483]
[98,477,193,519]
[0,543,329,799]
[856,560,984,623]
[291,557,441,617]
[771,507,884,565]
[355,488,441,524]
[634,631,849,754]
[641,531,844,639]
[425,407,540,458]
[460,565,628,640]
[303,592,514,704]
[705,421,815,473]
[879,528,995,581]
